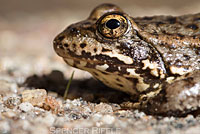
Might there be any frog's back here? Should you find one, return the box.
[134,13,200,37]
[133,13,200,76]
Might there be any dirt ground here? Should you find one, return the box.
[0,0,200,134]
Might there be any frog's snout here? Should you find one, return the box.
[53,33,65,58]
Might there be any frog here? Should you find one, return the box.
[53,3,200,116]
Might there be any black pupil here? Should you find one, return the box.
[106,19,120,29]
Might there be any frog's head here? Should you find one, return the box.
[54,4,147,69]
[53,4,166,94]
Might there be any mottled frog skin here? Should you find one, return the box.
[54,4,200,116]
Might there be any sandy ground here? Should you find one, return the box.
[0,0,200,134]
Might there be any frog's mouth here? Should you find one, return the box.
[60,50,133,74]
[63,56,106,71]
[53,37,135,70]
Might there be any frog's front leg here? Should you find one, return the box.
[146,70,200,116]
[121,70,200,116]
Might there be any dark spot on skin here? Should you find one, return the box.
[94,48,97,52]
[83,26,96,32]
[174,59,183,66]
[83,22,92,25]
[80,43,87,48]
[102,48,111,52]
[119,42,130,49]
[195,47,200,55]
[177,34,184,39]
[183,54,190,60]
[184,73,190,77]
[116,78,120,81]
[80,51,93,60]
[132,78,139,84]
[194,17,200,21]
[119,67,128,75]
[74,60,80,65]
[93,72,99,76]
[59,45,64,49]
[167,17,177,24]
[101,71,108,75]
[143,17,153,20]
[192,35,197,39]
[64,43,69,48]
[130,78,140,93]
[66,48,70,51]
[105,65,121,73]
[155,22,165,26]
[183,77,194,83]
[155,36,159,39]
[186,24,199,30]
[117,83,124,87]
[152,31,158,35]
[72,43,76,48]
[57,35,65,41]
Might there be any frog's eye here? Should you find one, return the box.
[97,13,128,38]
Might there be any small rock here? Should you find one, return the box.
[101,115,115,124]
[44,96,63,114]
[4,96,21,108]
[94,103,113,114]
[163,116,175,122]
[133,110,146,118]
[93,113,102,121]
[19,102,34,112]
[22,89,47,107]
[185,114,194,120]
[2,110,17,118]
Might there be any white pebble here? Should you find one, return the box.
[101,115,115,124]
[19,102,34,112]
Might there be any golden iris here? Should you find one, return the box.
[98,13,128,38]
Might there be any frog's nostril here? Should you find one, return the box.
[67,26,77,33]
[70,27,76,32]
[66,26,81,35]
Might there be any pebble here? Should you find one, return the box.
[94,103,113,114]
[93,113,103,121]
[19,102,34,112]
[4,96,21,109]
[2,110,17,118]
[21,89,47,107]
[101,115,115,124]
[163,116,175,122]
[133,110,146,118]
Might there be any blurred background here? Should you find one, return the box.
[0,0,200,80]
